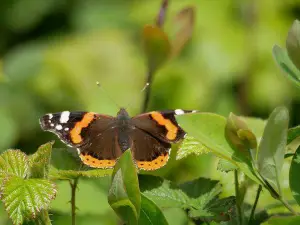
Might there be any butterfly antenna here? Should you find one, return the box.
[96,81,121,109]
[125,82,150,111]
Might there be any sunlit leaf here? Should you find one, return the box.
[0,150,29,178]
[289,147,300,206]
[257,106,289,195]
[288,126,300,145]
[142,25,171,73]
[170,7,195,57]
[176,113,260,183]
[108,150,140,225]
[29,142,54,179]
[0,177,56,225]
[176,135,210,160]
[272,45,300,88]
[217,159,238,172]
[138,194,168,225]
[286,20,300,71]
[262,216,300,225]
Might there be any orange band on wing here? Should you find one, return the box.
[70,112,95,144]
[80,153,116,168]
[150,112,178,140]
[136,153,169,170]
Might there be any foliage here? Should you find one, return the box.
[0,0,300,225]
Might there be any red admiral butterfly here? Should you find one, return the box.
[39,108,196,170]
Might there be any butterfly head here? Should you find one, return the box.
[117,108,130,119]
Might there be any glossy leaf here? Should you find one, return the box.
[288,125,300,145]
[28,142,54,178]
[176,113,260,183]
[217,159,238,172]
[108,150,141,225]
[138,194,168,225]
[142,25,171,73]
[289,147,300,206]
[0,176,56,225]
[257,106,289,195]
[263,216,300,225]
[0,150,29,178]
[286,20,300,71]
[176,135,210,160]
[170,7,195,57]
[272,45,300,88]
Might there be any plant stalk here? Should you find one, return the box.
[248,185,262,224]
[70,178,79,225]
[279,197,298,215]
[234,170,243,225]
[141,70,154,113]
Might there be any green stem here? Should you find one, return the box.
[248,185,262,224]
[234,170,243,225]
[279,197,298,215]
[265,200,297,210]
[70,178,79,225]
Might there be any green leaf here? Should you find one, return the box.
[0,150,29,178]
[0,176,56,225]
[108,149,141,225]
[138,194,168,225]
[188,196,236,222]
[176,113,260,183]
[170,7,195,57]
[288,126,300,144]
[262,216,300,225]
[257,106,289,195]
[217,159,238,172]
[28,142,53,179]
[140,175,232,222]
[286,20,300,71]
[142,25,171,73]
[49,166,113,180]
[176,135,210,160]
[272,45,300,88]
[289,147,300,206]
[139,175,188,208]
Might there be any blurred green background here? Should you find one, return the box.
[0,0,300,224]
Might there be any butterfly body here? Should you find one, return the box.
[40,108,196,170]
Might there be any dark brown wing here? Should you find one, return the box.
[129,127,170,170]
[131,110,193,143]
[79,126,123,168]
[40,111,122,168]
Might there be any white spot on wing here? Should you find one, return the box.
[50,123,54,127]
[60,111,70,123]
[48,114,53,119]
[175,109,185,115]
[64,127,69,131]
[192,110,198,113]
[56,124,63,130]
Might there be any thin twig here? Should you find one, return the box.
[234,170,243,225]
[279,197,298,215]
[141,70,154,112]
[156,0,168,27]
[248,185,262,224]
[69,177,79,225]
